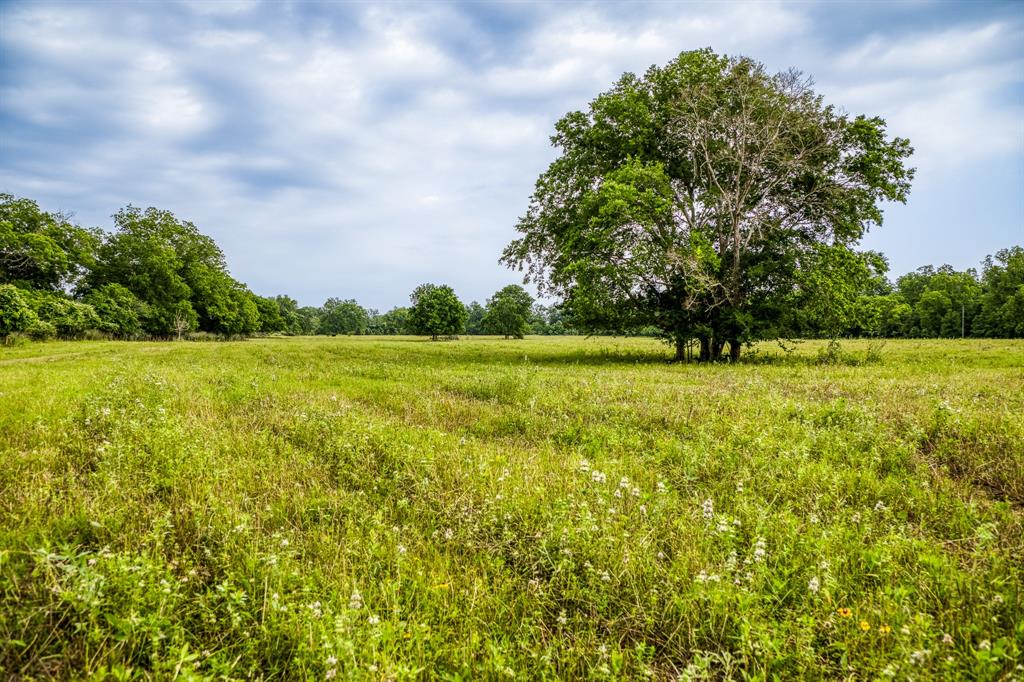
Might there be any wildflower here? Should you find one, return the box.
[808,576,820,594]
[702,498,714,520]
[631,487,641,498]
[87,558,97,567]
[443,528,454,540]
[326,656,338,666]
[579,459,591,473]
[851,512,861,523]
[614,488,623,499]
[600,570,611,582]
[992,594,1004,605]
[752,536,767,561]
[910,649,931,665]
[656,551,665,560]
[639,504,648,516]
[368,614,380,625]
[942,633,953,645]
[280,538,289,547]
[879,624,892,634]
[978,639,991,651]
[397,544,407,555]
[901,625,911,635]
[860,620,871,631]
[619,476,630,489]
[881,664,897,678]
[348,589,363,610]
[656,481,667,494]
[874,500,886,512]
[326,669,336,679]
[591,470,607,484]
[736,481,744,493]
[837,608,852,618]
[809,513,820,524]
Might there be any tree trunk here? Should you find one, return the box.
[699,336,712,362]
[711,338,724,361]
[674,338,686,362]
[728,338,741,363]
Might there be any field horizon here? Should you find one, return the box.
[2,336,1021,678]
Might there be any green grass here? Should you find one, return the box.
[1,336,1021,679]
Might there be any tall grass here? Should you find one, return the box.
[1,337,1021,679]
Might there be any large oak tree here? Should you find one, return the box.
[502,49,914,360]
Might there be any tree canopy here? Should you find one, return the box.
[483,285,534,339]
[501,48,914,360]
[408,283,466,340]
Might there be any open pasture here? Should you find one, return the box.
[1,337,1022,679]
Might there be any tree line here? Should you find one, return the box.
[0,192,542,341]
[1,190,1020,344]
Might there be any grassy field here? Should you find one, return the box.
[1,336,1021,680]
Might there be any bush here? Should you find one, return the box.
[0,284,36,336]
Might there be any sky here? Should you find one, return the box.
[1,1,1022,309]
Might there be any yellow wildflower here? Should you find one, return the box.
[860,620,871,631]
[837,608,852,618]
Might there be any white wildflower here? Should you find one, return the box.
[368,614,380,625]
[656,481,667,493]
[579,459,591,473]
[942,633,953,645]
[979,639,991,651]
[591,470,607,484]
[348,589,363,610]
[874,500,887,512]
[702,498,714,520]
[808,576,820,594]
[326,655,338,666]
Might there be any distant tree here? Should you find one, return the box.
[502,48,913,361]
[0,283,37,336]
[84,283,143,338]
[254,295,286,333]
[483,285,534,338]
[320,298,369,335]
[974,246,1024,338]
[91,206,253,336]
[895,266,981,337]
[465,301,486,335]
[296,306,321,335]
[272,295,302,334]
[408,283,466,340]
[0,193,99,292]
[368,306,410,335]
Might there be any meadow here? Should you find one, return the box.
[1,336,1021,680]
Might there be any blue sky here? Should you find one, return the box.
[1,0,1021,309]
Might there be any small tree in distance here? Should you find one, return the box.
[483,284,533,339]
[408,283,466,340]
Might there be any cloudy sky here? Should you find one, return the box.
[1,1,1021,308]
